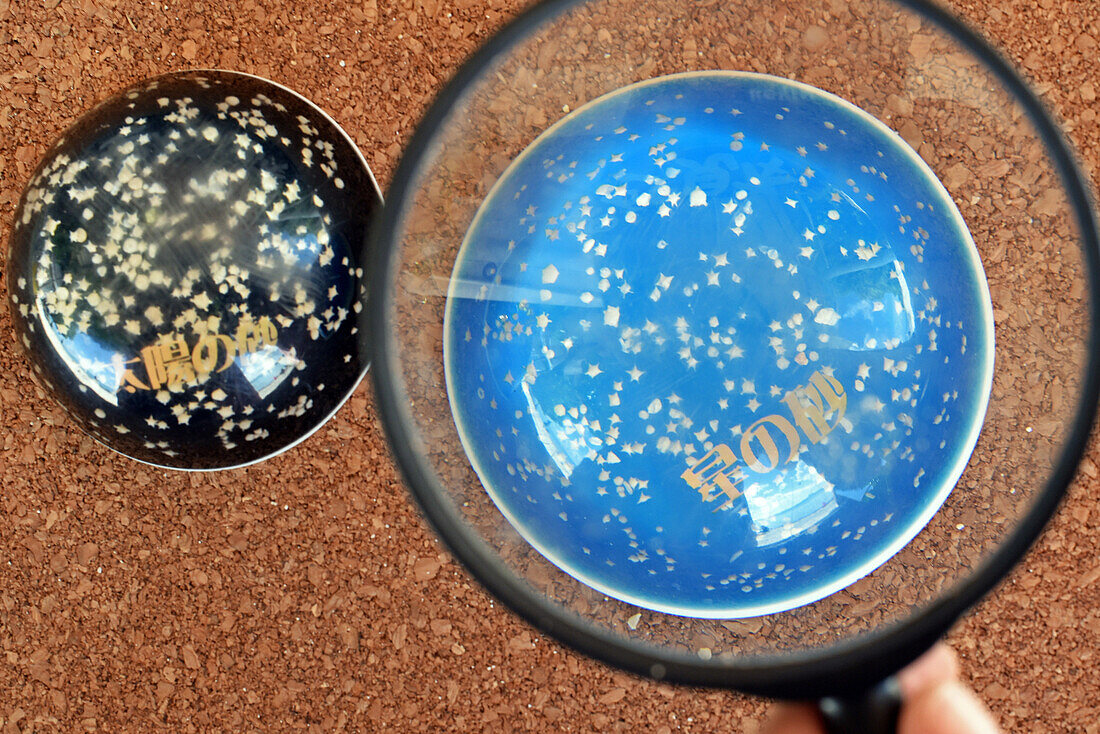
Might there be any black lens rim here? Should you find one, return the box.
[367,0,1100,699]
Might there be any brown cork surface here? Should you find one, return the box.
[1,1,1098,732]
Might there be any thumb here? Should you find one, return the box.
[899,680,1002,734]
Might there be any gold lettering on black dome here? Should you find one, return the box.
[116,316,280,393]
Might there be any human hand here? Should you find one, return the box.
[760,643,1001,734]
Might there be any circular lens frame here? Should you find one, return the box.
[369,0,1100,698]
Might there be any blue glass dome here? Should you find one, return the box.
[444,72,993,617]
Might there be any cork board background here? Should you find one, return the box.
[1,0,1099,732]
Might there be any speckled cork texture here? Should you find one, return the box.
[1,1,1100,732]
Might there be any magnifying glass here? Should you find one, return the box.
[367,0,1100,730]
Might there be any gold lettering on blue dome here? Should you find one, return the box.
[681,369,850,509]
[781,370,847,444]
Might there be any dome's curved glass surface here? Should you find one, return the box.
[445,72,993,618]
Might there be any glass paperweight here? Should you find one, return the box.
[445,72,994,617]
[6,71,381,470]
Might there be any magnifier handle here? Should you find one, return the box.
[817,677,902,734]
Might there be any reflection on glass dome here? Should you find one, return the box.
[744,461,838,548]
[238,343,297,399]
[39,300,122,406]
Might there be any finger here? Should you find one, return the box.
[899,680,1002,734]
[759,703,824,734]
[897,642,959,699]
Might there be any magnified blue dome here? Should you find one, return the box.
[445,72,993,617]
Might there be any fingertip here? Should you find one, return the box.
[897,642,959,699]
[900,680,1002,734]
